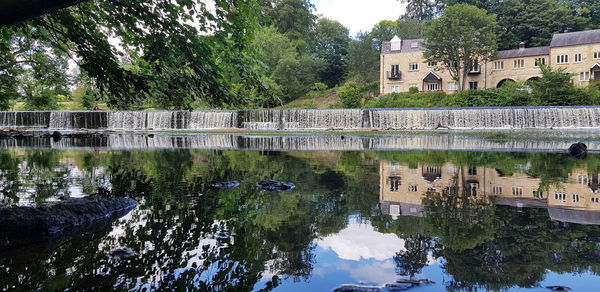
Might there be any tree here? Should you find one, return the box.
[530,65,591,106]
[399,0,443,20]
[1,0,265,109]
[312,18,350,88]
[347,31,380,81]
[423,4,498,90]
[262,0,316,51]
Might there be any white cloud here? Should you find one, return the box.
[313,0,407,35]
[317,221,405,261]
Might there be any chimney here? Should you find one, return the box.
[519,41,525,50]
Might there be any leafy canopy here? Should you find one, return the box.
[423,4,498,90]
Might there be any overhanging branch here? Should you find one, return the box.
[0,0,88,26]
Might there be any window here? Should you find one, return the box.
[512,187,523,196]
[556,55,569,64]
[408,167,417,173]
[555,192,567,201]
[594,52,600,59]
[390,64,400,78]
[447,82,459,91]
[391,37,401,51]
[391,163,400,171]
[575,53,582,63]
[427,187,436,193]
[427,61,438,67]
[390,85,401,92]
[426,83,439,91]
[470,60,480,72]
[447,166,457,174]
[592,197,600,203]
[467,183,479,196]
[411,42,419,48]
[494,61,504,70]
[577,174,588,184]
[572,194,580,203]
[513,59,525,68]
[535,58,545,67]
[469,82,478,90]
[408,185,418,192]
[409,83,418,89]
[468,166,477,175]
[492,185,502,194]
[446,61,458,70]
[409,63,419,71]
[446,186,457,195]
[390,177,400,192]
[580,72,590,81]
[533,189,544,198]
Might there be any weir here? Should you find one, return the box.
[2,106,600,131]
[2,133,600,153]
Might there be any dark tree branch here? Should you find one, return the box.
[0,0,88,26]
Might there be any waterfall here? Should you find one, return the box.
[2,106,600,131]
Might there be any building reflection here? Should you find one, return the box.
[379,161,600,225]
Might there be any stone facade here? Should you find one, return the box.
[379,161,600,224]
[380,29,600,94]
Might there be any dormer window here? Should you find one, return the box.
[390,36,401,51]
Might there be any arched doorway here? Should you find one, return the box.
[496,79,515,88]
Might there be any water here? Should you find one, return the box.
[4,106,600,130]
[2,135,600,291]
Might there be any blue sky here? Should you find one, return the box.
[313,0,407,35]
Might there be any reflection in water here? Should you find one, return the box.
[1,149,600,291]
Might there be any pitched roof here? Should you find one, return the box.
[381,38,426,54]
[497,46,550,59]
[422,71,442,81]
[550,29,600,48]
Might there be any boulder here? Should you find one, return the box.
[0,196,137,248]
[257,180,295,192]
[568,142,587,160]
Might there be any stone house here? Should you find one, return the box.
[380,29,600,94]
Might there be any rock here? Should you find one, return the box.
[212,181,240,189]
[546,286,572,291]
[0,196,137,248]
[108,247,136,259]
[333,284,381,292]
[568,142,587,160]
[51,131,62,142]
[257,180,295,192]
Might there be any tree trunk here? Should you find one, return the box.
[0,0,87,26]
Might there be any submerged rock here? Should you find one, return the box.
[0,196,137,248]
[212,181,240,188]
[546,286,572,291]
[257,180,295,192]
[568,142,588,160]
[333,279,433,292]
[108,247,136,259]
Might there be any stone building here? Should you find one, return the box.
[379,161,600,224]
[380,29,600,94]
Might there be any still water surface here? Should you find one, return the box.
[1,148,600,291]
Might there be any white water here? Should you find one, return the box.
[3,133,600,153]
[2,107,600,131]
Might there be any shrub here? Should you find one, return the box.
[408,86,419,94]
[311,82,328,92]
[338,81,363,108]
[25,92,59,110]
[531,65,591,106]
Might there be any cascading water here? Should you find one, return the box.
[2,106,600,131]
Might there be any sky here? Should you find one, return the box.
[313,0,407,35]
